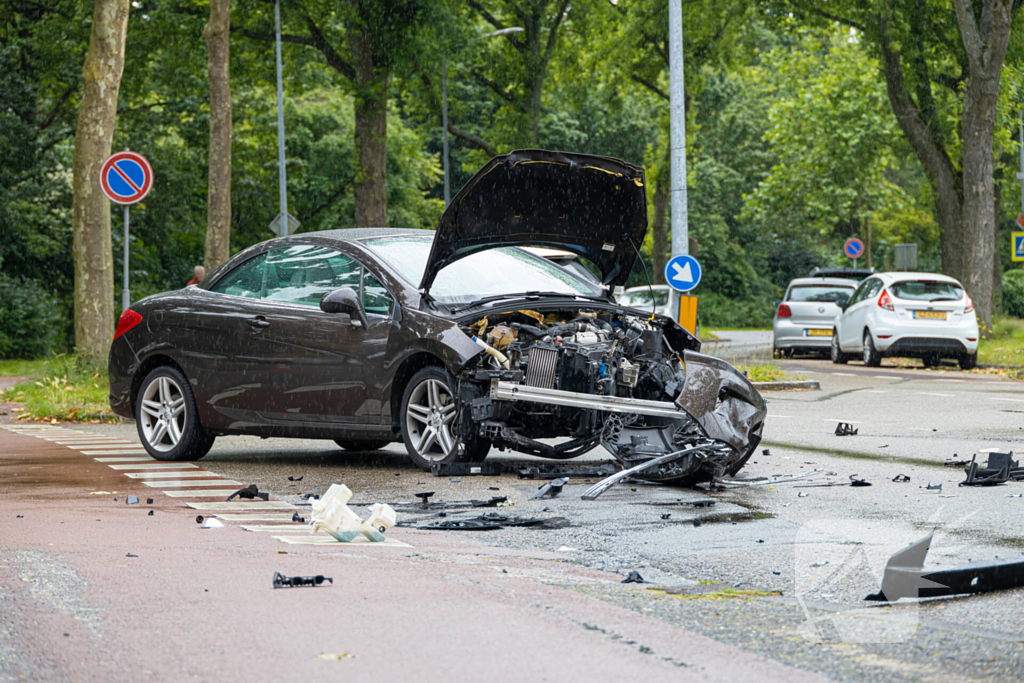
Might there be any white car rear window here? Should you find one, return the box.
[787,285,854,303]
[890,280,963,302]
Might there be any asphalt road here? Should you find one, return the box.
[3,358,1024,682]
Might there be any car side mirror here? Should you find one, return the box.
[837,300,849,311]
[320,287,368,328]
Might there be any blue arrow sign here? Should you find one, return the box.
[664,254,702,293]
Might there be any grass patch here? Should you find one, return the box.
[0,358,51,377]
[0,355,113,422]
[737,362,804,383]
[978,317,1024,371]
[650,588,781,601]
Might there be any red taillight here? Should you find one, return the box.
[777,303,792,318]
[113,309,142,340]
[964,294,974,314]
[877,289,894,311]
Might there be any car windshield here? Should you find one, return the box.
[787,285,855,303]
[362,236,604,304]
[890,280,964,301]
[621,289,668,307]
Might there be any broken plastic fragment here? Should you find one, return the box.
[203,517,224,529]
[622,570,645,584]
[125,495,139,505]
[310,484,396,542]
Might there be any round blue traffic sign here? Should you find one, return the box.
[664,254,702,293]
[100,150,153,205]
[843,237,865,260]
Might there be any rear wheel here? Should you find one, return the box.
[334,440,390,452]
[830,332,848,364]
[959,353,977,370]
[922,354,940,368]
[862,331,882,367]
[400,366,489,470]
[135,366,214,461]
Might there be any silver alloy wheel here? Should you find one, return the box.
[404,378,458,462]
[139,376,186,452]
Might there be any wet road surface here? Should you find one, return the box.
[3,360,1024,681]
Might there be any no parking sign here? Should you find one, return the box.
[100,150,154,310]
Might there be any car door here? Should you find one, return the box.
[841,278,881,350]
[246,244,390,425]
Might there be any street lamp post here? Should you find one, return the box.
[441,26,524,207]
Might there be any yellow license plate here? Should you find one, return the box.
[913,310,947,320]
[805,328,832,337]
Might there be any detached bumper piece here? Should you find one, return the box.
[865,533,1024,602]
[961,452,1022,486]
[273,572,333,589]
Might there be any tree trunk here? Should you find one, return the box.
[72,0,130,363]
[203,0,232,271]
[863,213,872,270]
[652,172,669,285]
[350,26,388,228]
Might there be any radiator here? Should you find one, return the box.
[524,346,558,389]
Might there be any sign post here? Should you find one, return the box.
[100,150,153,310]
[664,254,702,335]
[843,237,865,268]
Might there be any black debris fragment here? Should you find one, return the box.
[146,498,153,504]
[16,515,23,518]
[961,453,1015,487]
[691,500,716,508]
[431,461,503,477]
[291,512,306,523]
[287,475,303,482]
[892,474,911,483]
[415,492,435,508]
[196,515,205,524]
[622,571,645,584]
[835,422,858,436]
[925,483,942,491]
[126,553,138,558]
[419,513,569,530]
[272,572,333,589]
[517,464,617,480]
[488,487,500,491]
[301,493,320,501]
[692,519,702,527]
[227,485,269,502]
[798,492,809,498]
[762,449,771,456]
[850,475,871,487]
[125,495,139,505]
[661,514,671,520]
[148,511,154,516]
[530,477,569,500]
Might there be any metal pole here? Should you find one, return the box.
[442,56,450,206]
[122,205,130,310]
[668,0,688,320]
[274,0,288,236]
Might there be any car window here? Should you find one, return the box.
[621,289,668,307]
[787,285,855,303]
[362,271,393,315]
[263,245,360,307]
[891,280,963,302]
[865,279,883,299]
[847,280,870,306]
[209,254,266,298]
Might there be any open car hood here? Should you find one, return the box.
[419,149,647,293]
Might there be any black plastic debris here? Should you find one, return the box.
[661,514,671,520]
[16,515,23,518]
[196,515,205,524]
[892,474,911,483]
[762,449,771,456]
[415,492,435,508]
[835,422,858,436]
[431,461,503,477]
[227,485,269,501]
[692,519,702,527]
[287,475,303,482]
[925,483,942,491]
[961,453,1014,487]
[419,513,568,531]
[850,475,872,487]
[291,512,306,523]
[865,532,1024,601]
[945,457,969,468]
[272,572,333,589]
[530,477,569,500]
[517,464,617,480]
[148,511,154,516]
[622,570,645,584]
[126,553,138,558]
[125,495,139,505]
[146,498,154,504]
[798,491,809,498]
[301,493,320,501]
[691,500,716,508]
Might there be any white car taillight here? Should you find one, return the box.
[877,289,894,311]
[964,294,974,314]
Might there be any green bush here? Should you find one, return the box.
[1004,270,1024,319]
[0,274,65,359]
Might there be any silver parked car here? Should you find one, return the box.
[773,277,857,357]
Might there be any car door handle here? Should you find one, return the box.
[246,317,270,328]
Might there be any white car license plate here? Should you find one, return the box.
[804,328,832,337]
[912,310,946,320]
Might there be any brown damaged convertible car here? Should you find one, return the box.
[108,150,766,485]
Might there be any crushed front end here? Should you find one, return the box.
[455,308,766,486]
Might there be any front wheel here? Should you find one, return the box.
[136,366,214,461]
[399,366,489,471]
[959,353,977,370]
[831,332,848,364]
[862,332,882,367]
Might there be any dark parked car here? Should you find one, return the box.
[109,150,765,484]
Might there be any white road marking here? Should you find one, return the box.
[186,501,296,510]
[70,443,143,449]
[989,397,1024,402]
[124,471,220,479]
[161,489,240,497]
[108,463,198,470]
[908,428,934,431]
[93,456,154,462]
[916,392,954,397]
[142,479,242,487]
[272,535,411,547]
[80,450,151,456]
[874,376,901,379]
[241,524,314,532]
[831,372,856,377]
[215,512,299,521]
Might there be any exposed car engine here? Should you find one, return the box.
[455,308,766,486]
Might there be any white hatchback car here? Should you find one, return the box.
[831,272,979,369]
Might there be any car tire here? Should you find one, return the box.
[862,331,882,367]
[830,332,848,364]
[959,353,978,370]
[922,354,940,368]
[400,366,490,471]
[135,366,214,461]
[334,440,390,452]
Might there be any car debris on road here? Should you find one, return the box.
[529,477,568,500]
[272,572,333,589]
[310,484,396,542]
[226,485,269,502]
[960,453,1018,487]
[834,422,858,436]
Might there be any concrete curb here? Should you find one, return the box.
[752,379,821,392]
